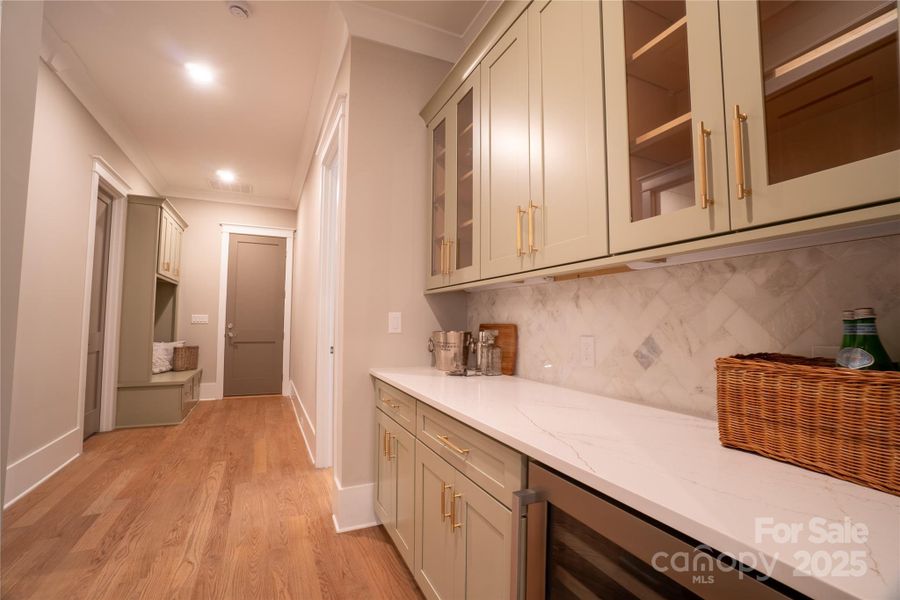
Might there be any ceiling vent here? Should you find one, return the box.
[208,178,254,194]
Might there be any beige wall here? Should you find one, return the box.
[169,197,296,388]
[338,38,466,487]
[1,0,45,504]
[7,62,156,481]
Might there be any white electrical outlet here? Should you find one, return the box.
[191,314,209,324]
[388,312,402,334]
[580,336,595,367]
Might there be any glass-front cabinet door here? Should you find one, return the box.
[721,0,900,230]
[427,111,450,289]
[427,69,481,289]
[604,0,731,254]
[449,69,481,285]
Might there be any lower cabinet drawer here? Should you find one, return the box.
[374,380,417,434]
[417,402,525,508]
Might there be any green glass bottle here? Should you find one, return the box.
[845,308,896,371]
[836,309,857,368]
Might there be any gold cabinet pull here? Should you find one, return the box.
[515,206,526,257]
[437,434,470,456]
[698,121,712,209]
[527,202,540,254]
[163,261,170,271]
[441,482,452,522]
[383,431,389,456]
[451,492,463,530]
[387,435,396,461]
[439,240,447,275]
[447,240,455,274]
[381,397,401,410]
[733,105,751,199]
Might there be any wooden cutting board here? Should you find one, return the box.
[479,323,517,375]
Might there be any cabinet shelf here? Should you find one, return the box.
[764,7,898,95]
[627,16,689,92]
[631,112,692,164]
[458,218,474,228]
[458,122,474,137]
[458,169,474,182]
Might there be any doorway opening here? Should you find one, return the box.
[314,95,346,469]
[83,188,112,439]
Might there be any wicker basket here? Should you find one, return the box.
[173,345,199,371]
[716,353,900,496]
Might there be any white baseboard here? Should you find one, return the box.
[4,427,81,508]
[288,380,315,465]
[199,382,219,401]
[332,475,377,533]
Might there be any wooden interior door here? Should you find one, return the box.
[223,234,286,397]
[84,190,112,439]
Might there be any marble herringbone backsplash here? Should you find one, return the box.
[467,235,900,419]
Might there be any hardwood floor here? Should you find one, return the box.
[1,396,423,600]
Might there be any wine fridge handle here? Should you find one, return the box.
[510,489,542,600]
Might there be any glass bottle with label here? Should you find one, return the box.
[846,308,895,371]
[836,309,857,368]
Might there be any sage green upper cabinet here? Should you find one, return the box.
[720,0,900,230]
[604,0,731,254]
[527,0,609,268]
[427,69,481,289]
[427,108,450,289]
[157,206,185,283]
[481,13,534,278]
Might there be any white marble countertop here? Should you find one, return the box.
[370,367,899,600]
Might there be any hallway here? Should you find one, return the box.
[1,397,421,600]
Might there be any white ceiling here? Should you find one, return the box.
[361,1,488,36]
[40,0,492,210]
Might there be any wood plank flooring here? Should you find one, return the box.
[2,396,423,600]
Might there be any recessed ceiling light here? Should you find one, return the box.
[185,62,215,85]
[216,169,236,183]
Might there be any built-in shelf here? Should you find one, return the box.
[458,169,474,181]
[631,112,692,163]
[459,122,474,137]
[435,149,446,160]
[764,7,898,95]
[627,15,689,92]
[458,218,474,228]
[632,16,687,61]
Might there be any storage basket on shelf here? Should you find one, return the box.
[173,345,199,371]
[715,353,899,496]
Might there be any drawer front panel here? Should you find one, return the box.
[417,402,524,508]
[375,380,416,434]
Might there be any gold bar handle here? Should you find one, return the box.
[733,105,750,199]
[441,240,448,275]
[383,431,389,456]
[441,482,452,522]
[437,434,470,456]
[528,203,540,254]
[515,206,526,257]
[447,240,454,274]
[380,397,401,410]
[387,435,396,461]
[451,492,463,530]
[163,261,170,271]
[698,121,711,209]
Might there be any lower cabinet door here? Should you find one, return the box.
[391,422,416,570]
[452,473,512,600]
[374,411,396,529]
[414,441,459,600]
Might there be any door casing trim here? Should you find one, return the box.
[77,156,130,444]
[215,224,295,400]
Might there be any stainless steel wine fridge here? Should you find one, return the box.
[510,462,801,599]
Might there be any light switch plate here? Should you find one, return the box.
[388,312,402,334]
[580,336,595,367]
[191,314,209,324]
